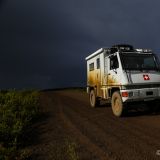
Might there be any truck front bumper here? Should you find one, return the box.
[121,88,160,102]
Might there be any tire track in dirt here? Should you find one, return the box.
[50,91,160,160]
[58,91,160,144]
[58,96,156,159]
[32,91,160,160]
[54,93,111,160]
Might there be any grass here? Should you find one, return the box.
[0,89,80,160]
[0,90,40,160]
[53,139,79,160]
[65,139,79,160]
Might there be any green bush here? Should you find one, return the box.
[0,90,40,160]
[66,140,79,160]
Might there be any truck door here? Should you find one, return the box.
[107,54,120,86]
[95,57,101,97]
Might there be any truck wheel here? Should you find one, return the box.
[89,90,98,107]
[111,91,124,117]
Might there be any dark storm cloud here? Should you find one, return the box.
[0,0,160,89]
[0,0,5,9]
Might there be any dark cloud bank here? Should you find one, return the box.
[0,0,160,89]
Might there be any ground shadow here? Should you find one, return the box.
[98,101,160,117]
[124,103,160,117]
[98,100,111,108]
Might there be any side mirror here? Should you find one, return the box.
[113,68,117,74]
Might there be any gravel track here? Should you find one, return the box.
[30,90,160,160]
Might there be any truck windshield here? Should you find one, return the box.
[120,53,158,70]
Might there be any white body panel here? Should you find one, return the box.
[129,71,160,84]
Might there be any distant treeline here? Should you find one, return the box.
[41,87,86,92]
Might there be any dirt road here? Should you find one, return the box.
[31,89,160,160]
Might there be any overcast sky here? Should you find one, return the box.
[0,0,160,89]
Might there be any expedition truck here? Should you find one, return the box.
[85,44,160,117]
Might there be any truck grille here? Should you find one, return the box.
[146,91,153,96]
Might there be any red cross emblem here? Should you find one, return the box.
[143,75,150,80]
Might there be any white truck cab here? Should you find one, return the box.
[85,44,160,117]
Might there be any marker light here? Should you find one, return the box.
[121,92,129,97]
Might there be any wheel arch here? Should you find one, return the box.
[88,86,97,94]
[110,87,120,97]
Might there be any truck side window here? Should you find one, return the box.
[110,55,119,70]
[97,58,100,69]
[89,63,94,71]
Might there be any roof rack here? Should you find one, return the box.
[111,44,134,53]
[135,49,152,53]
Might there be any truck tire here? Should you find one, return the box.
[111,91,124,117]
[89,90,99,107]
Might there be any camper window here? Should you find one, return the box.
[89,63,94,71]
[97,58,100,69]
